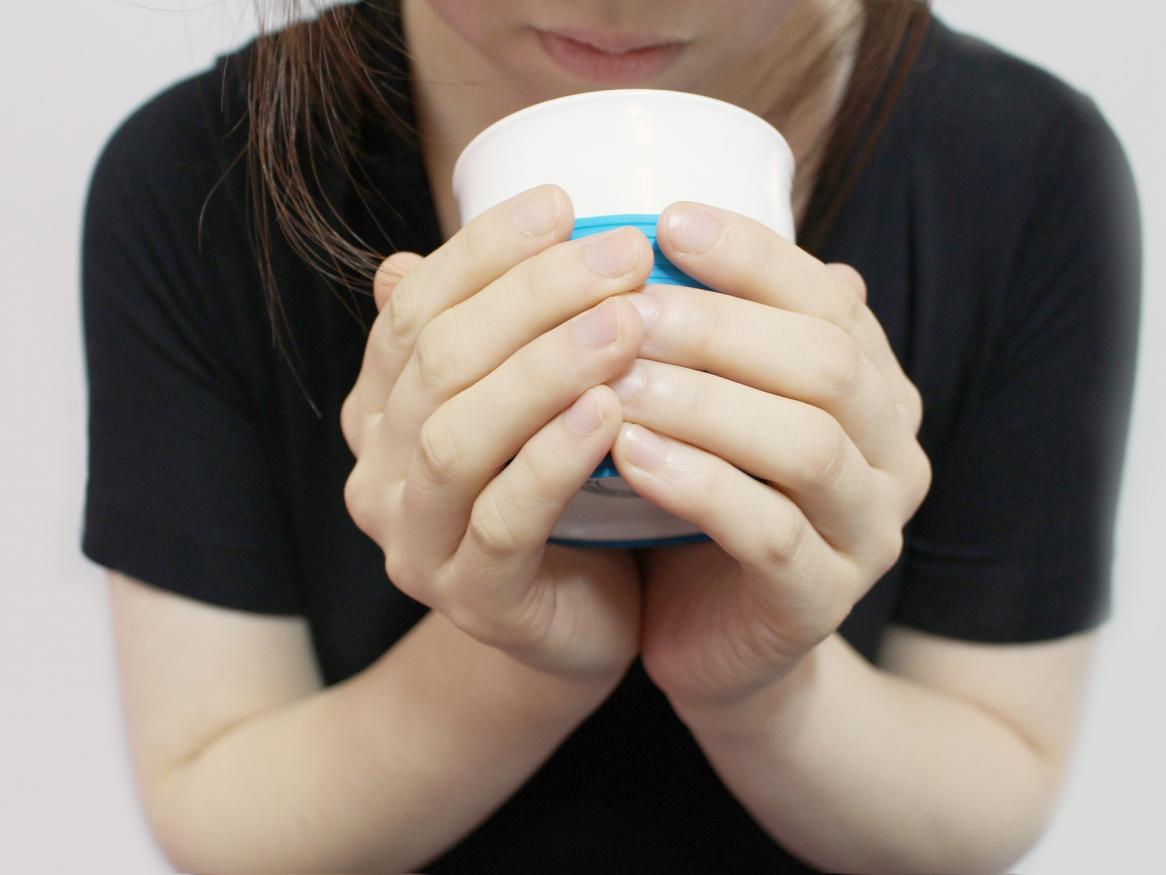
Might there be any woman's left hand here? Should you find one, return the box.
[606,201,933,715]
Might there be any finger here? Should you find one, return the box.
[656,202,920,424]
[346,183,571,424]
[427,385,627,646]
[608,359,894,556]
[609,424,875,611]
[821,265,920,432]
[373,251,425,312]
[825,262,867,304]
[380,227,652,477]
[397,295,644,564]
[630,284,909,470]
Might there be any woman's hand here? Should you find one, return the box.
[341,184,656,683]
[605,202,933,713]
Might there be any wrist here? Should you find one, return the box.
[493,638,633,728]
[669,635,839,746]
[408,611,629,735]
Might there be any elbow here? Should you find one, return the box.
[1006,773,1069,874]
[951,750,1068,875]
[133,762,398,874]
[134,753,259,874]
[136,767,212,874]
[152,831,203,875]
[847,749,1067,875]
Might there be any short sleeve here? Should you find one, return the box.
[80,78,304,615]
[892,94,1142,642]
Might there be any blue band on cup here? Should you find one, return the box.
[572,213,709,480]
[571,213,708,293]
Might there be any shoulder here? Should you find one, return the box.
[82,38,276,416]
[922,17,1090,118]
[83,37,263,317]
[907,16,1132,200]
[893,15,1139,292]
[82,18,385,417]
[85,40,255,233]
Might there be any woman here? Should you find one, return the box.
[81,0,1141,871]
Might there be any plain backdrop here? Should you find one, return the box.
[1,1,1161,871]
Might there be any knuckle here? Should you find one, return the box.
[528,243,557,291]
[514,339,548,395]
[835,263,867,300]
[747,226,780,284]
[373,253,413,300]
[675,366,711,415]
[506,257,542,322]
[411,321,452,394]
[909,443,933,510]
[884,527,905,569]
[761,507,808,567]
[521,243,570,310]
[816,327,865,404]
[383,551,407,594]
[706,464,745,531]
[453,221,488,288]
[905,382,925,433]
[799,412,850,488]
[383,272,419,341]
[834,284,865,334]
[416,415,463,486]
[867,526,904,579]
[387,547,430,607]
[467,490,525,561]
[340,392,361,455]
[512,443,555,505]
[343,467,377,537]
[689,292,724,361]
[367,316,411,381]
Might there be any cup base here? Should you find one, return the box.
[548,467,711,547]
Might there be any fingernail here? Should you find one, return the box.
[511,185,561,236]
[574,298,621,349]
[624,424,668,469]
[623,293,658,331]
[564,390,605,435]
[608,362,645,403]
[665,204,720,254]
[584,229,640,277]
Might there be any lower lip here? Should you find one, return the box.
[536,31,685,83]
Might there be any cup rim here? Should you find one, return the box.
[452,88,795,193]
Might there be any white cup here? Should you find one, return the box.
[452,88,796,548]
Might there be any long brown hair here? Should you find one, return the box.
[244,0,931,408]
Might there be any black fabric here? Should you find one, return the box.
[80,6,1141,872]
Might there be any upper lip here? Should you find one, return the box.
[542,28,683,53]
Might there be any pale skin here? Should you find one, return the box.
[108,0,1101,872]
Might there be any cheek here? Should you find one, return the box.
[729,0,798,45]
[424,0,511,45]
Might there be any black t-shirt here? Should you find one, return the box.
[81,6,1141,872]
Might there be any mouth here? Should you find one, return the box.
[535,28,688,84]
[544,27,686,54]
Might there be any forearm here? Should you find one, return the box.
[673,633,1060,874]
[148,610,624,873]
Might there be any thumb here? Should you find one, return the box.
[373,251,426,312]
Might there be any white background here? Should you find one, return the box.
[1,1,1161,871]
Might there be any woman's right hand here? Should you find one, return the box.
[341,184,656,682]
